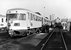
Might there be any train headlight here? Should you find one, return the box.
[0,24,4,26]
[14,23,20,26]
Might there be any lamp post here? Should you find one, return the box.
[43,6,46,17]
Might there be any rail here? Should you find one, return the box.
[41,29,56,50]
[41,29,68,50]
[60,30,68,50]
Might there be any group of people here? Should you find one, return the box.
[49,22,63,30]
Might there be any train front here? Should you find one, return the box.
[6,13,19,36]
[6,9,27,37]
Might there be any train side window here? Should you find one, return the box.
[33,15,35,21]
[38,16,42,21]
[32,14,35,20]
[2,18,3,22]
[35,16,37,21]
[34,15,36,21]
[28,12,31,20]
[39,17,42,21]
[45,19,46,22]
[30,13,32,20]
[31,14,32,20]
[31,13,33,20]
[28,12,29,19]
[33,15,36,21]
[32,14,34,20]
[38,17,41,21]
[36,16,38,21]
[37,16,39,21]
[44,19,46,22]
[19,14,26,20]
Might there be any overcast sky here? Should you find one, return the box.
[0,0,71,19]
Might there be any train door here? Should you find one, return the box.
[18,13,27,29]
[29,13,35,28]
[27,12,31,29]
[28,13,35,28]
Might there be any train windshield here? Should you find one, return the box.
[6,14,17,20]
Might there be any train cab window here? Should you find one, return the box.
[32,14,34,20]
[6,14,17,19]
[44,19,46,22]
[37,16,39,21]
[33,15,36,21]
[6,18,7,22]
[38,17,40,21]
[19,14,26,20]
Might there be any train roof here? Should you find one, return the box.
[6,8,52,22]
[7,8,44,17]
[7,8,30,11]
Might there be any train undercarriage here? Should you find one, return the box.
[8,25,50,37]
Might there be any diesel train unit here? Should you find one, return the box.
[6,8,50,37]
[0,15,7,33]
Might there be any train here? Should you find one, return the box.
[0,15,7,33]
[6,8,50,37]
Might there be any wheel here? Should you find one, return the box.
[27,31,32,35]
[9,30,15,37]
[22,33,27,37]
[44,29,47,33]
[36,28,41,33]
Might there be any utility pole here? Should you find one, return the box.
[43,6,46,17]
[50,15,51,20]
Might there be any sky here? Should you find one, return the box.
[0,0,71,19]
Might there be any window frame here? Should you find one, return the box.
[2,18,3,22]
[18,13,26,20]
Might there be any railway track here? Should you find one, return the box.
[41,28,68,50]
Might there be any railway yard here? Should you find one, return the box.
[0,8,70,50]
[0,28,70,50]
[0,0,71,50]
